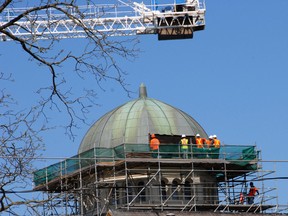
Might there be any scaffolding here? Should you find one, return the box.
[33,144,278,215]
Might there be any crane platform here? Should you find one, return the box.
[0,0,206,41]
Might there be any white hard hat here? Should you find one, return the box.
[196,134,200,137]
[182,134,186,137]
[213,135,217,138]
[209,135,213,139]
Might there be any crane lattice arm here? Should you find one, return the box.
[0,0,205,41]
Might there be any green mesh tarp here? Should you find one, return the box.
[192,147,220,159]
[157,144,220,159]
[220,146,256,161]
[34,144,258,187]
[219,145,257,169]
[34,148,111,187]
[34,162,64,186]
[79,148,95,167]
[125,144,150,153]
[242,147,257,160]
[114,145,125,159]
[159,144,180,158]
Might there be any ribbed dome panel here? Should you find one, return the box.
[78,85,207,154]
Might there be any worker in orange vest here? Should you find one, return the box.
[247,182,259,204]
[150,134,160,158]
[206,135,214,148]
[180,134,189,159]
[195,134,204,148]
[213,135,221,148]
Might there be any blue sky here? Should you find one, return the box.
[1,0,288,208]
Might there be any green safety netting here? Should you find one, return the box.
[34,144,258,187]
[219,145,257,166]
[191,147,220,159]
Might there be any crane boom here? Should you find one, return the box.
[0,0,205,41]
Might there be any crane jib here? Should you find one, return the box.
[0,0,206,41]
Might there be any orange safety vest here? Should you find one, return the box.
[150,138,160,150]
[214,139,221,148]
[196,138,204,148]
[206,139,212,148]
[248,187,258,196]
[180,138,188,149]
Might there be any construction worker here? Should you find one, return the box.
[206,135,214,148]
[180,134,189,159]
[195,134,204,148]
[150,134,160,158]
[213,135,221,148]
[247,182,259,204]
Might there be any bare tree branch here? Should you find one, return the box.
[0,0,139,214]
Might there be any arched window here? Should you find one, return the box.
[184,180,192,200]
[172,179,180,200]
[161,180,167,200]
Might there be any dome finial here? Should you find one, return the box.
[139,83,147,98]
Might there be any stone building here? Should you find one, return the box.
[34,84,274,215]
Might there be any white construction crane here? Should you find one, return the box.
[0,0,205,41]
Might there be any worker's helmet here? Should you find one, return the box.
[213,134,217,138]
[181,134,186,138]
[209,135,213,139]
[151,134,155,138]
[196,134,200,137]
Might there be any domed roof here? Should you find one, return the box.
[78,84,208,154]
